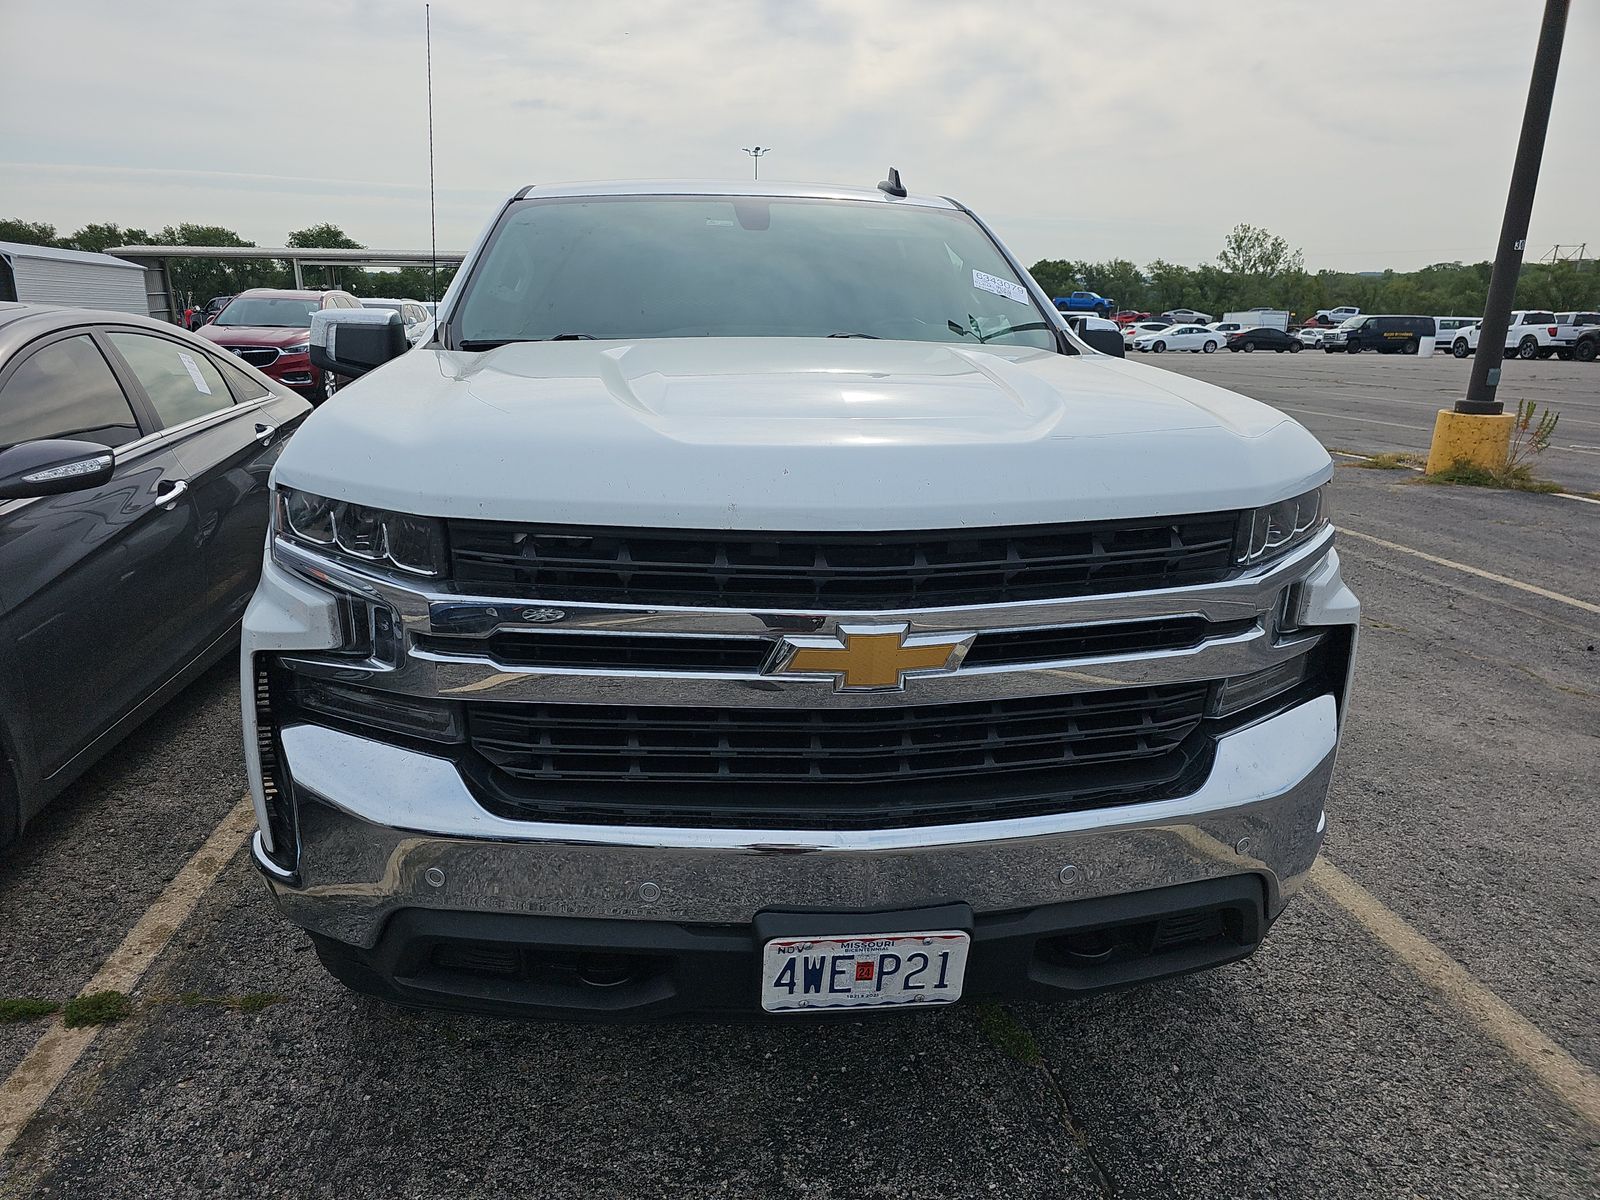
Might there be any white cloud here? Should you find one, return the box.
[1,0,1594,270]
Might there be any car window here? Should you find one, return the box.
[0,334,142,452]
[214,357,273,402]
[106,331,234,426]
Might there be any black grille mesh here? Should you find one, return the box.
[445,517,1242,609]
[469,682,1208,788]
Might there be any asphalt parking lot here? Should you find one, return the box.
[1148,347,1600,495]
[1,360,1597,1198]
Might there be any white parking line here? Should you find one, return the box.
[0,798,255,1159]
[1278,406,1433,434]
[1339,529,1600,615]
[1312,859,1600,1132]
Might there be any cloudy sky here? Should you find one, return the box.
[3,1,1595,272]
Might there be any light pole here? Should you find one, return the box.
[1424,0,1569,476]
[1458,0,1569,415]
[741,146,770,180]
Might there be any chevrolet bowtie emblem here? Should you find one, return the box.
[770,624,976,692]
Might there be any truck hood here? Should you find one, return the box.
[274,338,1331,529]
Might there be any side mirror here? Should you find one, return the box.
[0,439,115,499]
[310,309,408,380]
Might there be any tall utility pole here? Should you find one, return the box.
[741,146,770,180]
[1457,0,1569,415]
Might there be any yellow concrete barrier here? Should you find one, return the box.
[1425,409,1514,475]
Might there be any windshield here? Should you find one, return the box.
[362,301,405,314]
[452,195,1059,351]
[1339,316,1367,329]
[214,298,319,328]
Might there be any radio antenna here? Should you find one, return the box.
[426,3,438,303]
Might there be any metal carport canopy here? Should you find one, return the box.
[108,245,469,289]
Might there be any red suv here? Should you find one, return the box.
[197,288,359,402]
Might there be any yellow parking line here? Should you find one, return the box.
[1340,528,1600,615]
[1311,859,1600,1132]
[0,798,255,1159]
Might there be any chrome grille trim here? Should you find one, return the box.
[268,526,1335,710]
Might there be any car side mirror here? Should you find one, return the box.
[310,309,408,379]
[0,439,115,499]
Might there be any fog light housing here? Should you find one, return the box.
[1209,650,1315,719]
[285,672,463,743]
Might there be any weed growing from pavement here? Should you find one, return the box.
[973,1001,1043,1065]
[1424,460,1563,493]
[174,992,286,1013]
[1507,397,1560,474]
[1352,452,1425,470]
[0,998,62,1022]
[62,990,133,1027]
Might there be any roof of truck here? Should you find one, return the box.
[513,179,959,210]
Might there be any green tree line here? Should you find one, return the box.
[0,217,457,312]
[1030,223,1595,322]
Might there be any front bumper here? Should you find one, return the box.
[242,522,1357,1016]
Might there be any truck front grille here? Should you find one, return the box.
[444,516,1242,609]
[463,683,1212,827]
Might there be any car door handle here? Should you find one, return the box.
[156,479,189,509]
[254,422,275,444]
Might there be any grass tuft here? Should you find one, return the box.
[62,990,133,1028]
[0,998,63,1023]
[974,1001,1043,1065]
[1354,452,1424,470]
[174,991,287,1013]
[1423,459,1563,493]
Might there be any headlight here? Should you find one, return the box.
[1236,487,1327,567]
[273,486,447,576]
[281,342,311,355]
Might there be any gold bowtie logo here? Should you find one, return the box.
[771,624,975,692]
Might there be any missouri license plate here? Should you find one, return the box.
[760,930,970,1013]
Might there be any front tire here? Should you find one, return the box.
[1453,339,1470,358]
[1347,343,1361,355]
[1575,338,1598,363]
[1518,336,1540,360]
[1202,340,1217,354]
[1288,342,1301,353]
[1400,339,1418,355]
[1151,341,1166,354]
[1242,341,1255,353]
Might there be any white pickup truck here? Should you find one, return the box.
[1552,312,1600,361]
[242,178,1358,1019]
[1449,310,1561,359]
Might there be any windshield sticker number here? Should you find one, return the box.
[177,352,213,395]
[972,269,1029,306]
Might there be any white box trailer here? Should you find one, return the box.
[1224,310,1289,331]
[0,241,150,315]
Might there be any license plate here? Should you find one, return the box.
[760,929,970,1013]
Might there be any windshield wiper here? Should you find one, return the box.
[457,334,598,350]
[827,332,881,339]
[947,317,1052,344]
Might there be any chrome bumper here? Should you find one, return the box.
[257,693,1336,949]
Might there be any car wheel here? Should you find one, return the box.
[1347,343,1361,355]
[1242,341,1255,353]
[1537,348,1554,360]
[1574,339,1598,363]
[1202,340,1217,354]
[1401,339,1418,355]
[320,371,338,403]
[1151,341,1166,353]
[1518,336,1540,360]
[1556,349,1572,361]
[1288,342,1301,353]
[1453,339,1470,358]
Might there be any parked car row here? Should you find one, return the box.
[179,289,435,401]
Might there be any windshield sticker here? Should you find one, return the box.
[177,352,213,395]
[972,269,1029,306]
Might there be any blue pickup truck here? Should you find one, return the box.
[1053,290,1115,318]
